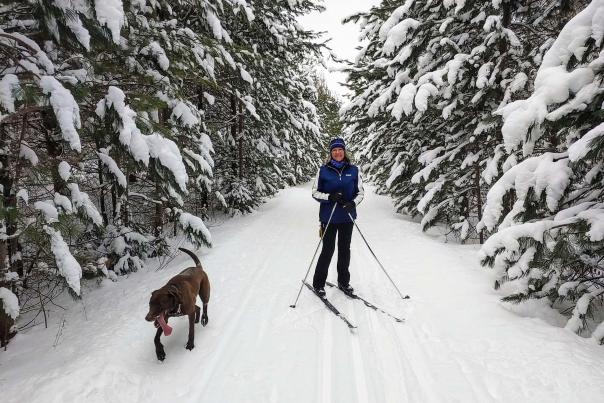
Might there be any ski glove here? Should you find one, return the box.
[342,201,356,213]
[328,192,344,203]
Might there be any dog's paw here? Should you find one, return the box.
[201,315,208,327]
[156,347,166,361]
[185,341,195,350]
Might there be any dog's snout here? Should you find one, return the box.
[145,312,155,322]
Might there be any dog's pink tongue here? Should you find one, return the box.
[157,314,172,336]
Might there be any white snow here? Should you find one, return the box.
[44,226,82,295]
[170,101,199,127]
[0,287,19,319]
[497,0,604,155]
[52,1,92,50]
[97,151,127,188]
[39,76,82,152]
[97,86,150,165]
[141,41,170,71]
[392,82,417,119]
[205,9,229,42]
[19,143,38,166]
[414,83,438,112]
[578,207,604,242]
[476,62,493,89]
[34,201,59,223]
[3,184,604,403]
[95,0,125,44]
[54,193,73,213]
[145,134,189,192]
[378,2,414,41]
[203,92,215,105]
[382,19,420,55]
[568,122,604,162]
[0,74,19,113]
[68,183,103,226]
[16,189,28,205]
[178,211,212,245]
[240,65,253,84]
[480,153,572,230]
[58,161,71,181]
[4,32,55,74]
[65,15,91,50]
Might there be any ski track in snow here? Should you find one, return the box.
[3,183,604,402]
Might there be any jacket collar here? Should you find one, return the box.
[327,160,349,172]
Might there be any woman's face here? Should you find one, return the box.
[331,147,345,162]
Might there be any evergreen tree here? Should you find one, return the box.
[210,0,326,214]
[0,0,329,347]
[314,75,343,138]
[0,0,237,342]
[480,0,604,342]
[342,0,580,243]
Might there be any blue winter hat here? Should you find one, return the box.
[329,137,346,151]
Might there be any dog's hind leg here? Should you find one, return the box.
[199,274,210,326]
[154,327,166,361]
[195,305,201,323]
[185,313,195,350]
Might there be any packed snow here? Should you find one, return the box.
[2,184,604,403]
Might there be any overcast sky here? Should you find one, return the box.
[298,0,381,99]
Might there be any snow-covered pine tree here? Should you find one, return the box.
[398,0,533,243]
[313,75,343,138]
[344,1,486,238]
[342,0,578,243]
[0,0,226,316]
[342,1,437,217]
[90,0,229,272]
[210,0,326,214]
[480,0,604,342]
[0,0,107,299]
[0,0,331,349]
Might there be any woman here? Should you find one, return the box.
[311,137,364,297]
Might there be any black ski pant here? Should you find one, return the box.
[313,222,354,289]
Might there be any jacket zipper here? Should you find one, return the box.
[327,165,344,181]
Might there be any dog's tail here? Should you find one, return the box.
[179,247,202,267]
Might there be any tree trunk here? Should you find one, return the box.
[122,168,129,227]
[9,114,29,278]
[94,137,109,226]
[474,162,484,244]
[0,121,11,276]
[238,100,244,179]
[197,85,204,110]
[499,0,513,55]
[154,181,163,237]
[42,111,66,195]
[230,94,239,177]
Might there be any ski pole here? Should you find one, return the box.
[289,203,338,309]
[348,213,410,300]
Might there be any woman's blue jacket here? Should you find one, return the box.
[312,161,365,224]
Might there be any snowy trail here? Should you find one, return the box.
[3,184,604,402]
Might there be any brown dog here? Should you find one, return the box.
[145,247,210,361]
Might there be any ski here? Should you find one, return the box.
[303,282,357,330]
[326,282,405,323]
